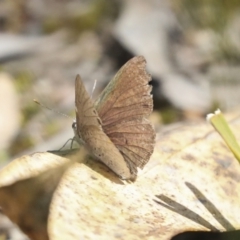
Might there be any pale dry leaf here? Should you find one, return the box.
[0,111,240,240]
[48,110,240,239]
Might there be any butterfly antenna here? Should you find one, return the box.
[91,79,97,98]
[33,99,72,119]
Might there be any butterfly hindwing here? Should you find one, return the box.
[95,56,155,174]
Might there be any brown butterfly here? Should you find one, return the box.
[72,56,155,180]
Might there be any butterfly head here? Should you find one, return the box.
[72,120,85,145]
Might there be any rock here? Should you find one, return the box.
[208,64,240,110]
[114,0,212,114]
[0,33,41,62]
[0,73,21,152]
[225,13,240,54]
[161,72,211,113]
[0,213,29,240]
[114,0,176,75]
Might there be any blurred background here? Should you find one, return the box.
[1,0,240,163]
[1,0,240,239]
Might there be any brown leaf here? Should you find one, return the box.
[0,153,72,240]
[1,111,240,239]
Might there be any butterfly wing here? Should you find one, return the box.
[95,56,155,174]
[74,75,132,179]
[75,74,102,131]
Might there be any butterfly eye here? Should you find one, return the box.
[72,122,77,129]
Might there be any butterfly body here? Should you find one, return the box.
[73,56,155,180]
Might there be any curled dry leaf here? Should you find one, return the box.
[0,153,71,240]
[0,111,240,239]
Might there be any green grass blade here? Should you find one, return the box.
[207,109,240,163]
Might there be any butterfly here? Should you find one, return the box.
[72,56,155,180]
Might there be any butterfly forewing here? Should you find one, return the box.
[75,75,102,129]
[74,75,132,179]
[95,57,153,120]
[95,56,155,172]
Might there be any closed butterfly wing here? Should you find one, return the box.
[74,75,132,179]
[95,56,155,174]
[75,75,102,130]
